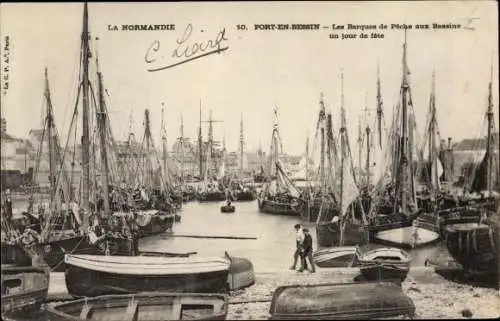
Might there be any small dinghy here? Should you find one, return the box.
[354,246,411,282]
[45,292,228,321]
[64,254,230,297]
[225,252,255,290]
[1,265,49,319]
[313,247,358,268]
[220,205,235,213]
[269,281,415,320]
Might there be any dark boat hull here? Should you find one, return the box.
[45,292,228,321]
[1,265,49,319]
[220,205,235,213]
[258,199,298,216]
[443,221,498,274]
[1,243,32,266]
[316,221,366,248]
[136,213,174,238]
[359,265,409,283]
[65,264,230,297]
[269,281,415,320]
[198,192,227,202]
[234,191,256,201]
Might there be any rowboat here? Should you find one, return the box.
[442,215,498,275]
[225,252,255,290]
[220,205,235,213]
[354,246,411,282]
[312,247,357,268]
[45,292,228,321]
[64,254,231,297]
[1,265,49,319]
[269,281,415,320]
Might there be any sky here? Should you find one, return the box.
[1,1,498,156]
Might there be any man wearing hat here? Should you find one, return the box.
[290,224,304,271]
[299,228,315,273]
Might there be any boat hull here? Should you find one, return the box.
[316,221,366,248]
[45,292,228,321]
[258,199,298,216]
[234,191,256,201]
[1,265,49,319]
[369,216,440,248]
[198,192,227,202]
[354,246,411,283]
[1,243,32,266]
[443,221,498,274]
[269,281,415,320]
[137,212,174,238]
[312,247,358,268]
[64,255,230,297]
[227,256,255,290]
[221,205,235,213]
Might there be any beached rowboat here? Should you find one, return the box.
[45,292,228,320]
[269,281,415,320]
[64,254,230,297]
[1,265,49,319]
[354,246,411,282]
[312,247,357,268]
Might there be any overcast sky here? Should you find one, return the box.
[1,1,498,155]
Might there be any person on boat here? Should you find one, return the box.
[290,224,305,271]
[299,228,315,273]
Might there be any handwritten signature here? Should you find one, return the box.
[145,23,229,72]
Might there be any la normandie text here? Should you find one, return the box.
[108,24,176,31]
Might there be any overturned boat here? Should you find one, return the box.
[1,265,49,319]
[45,292,228,321]
[269,281,415,320]
[64,254,231,297]
[353,246,411,282]
[225,252,255,290]
[312,246,357,268]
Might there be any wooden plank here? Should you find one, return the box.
[79,303,92,319]
[124,298,138,321]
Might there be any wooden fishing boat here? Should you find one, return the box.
[269,281,415,320]
[220,205,235,213]
[44,292,228,321]
[316,220,366,248]
[1,265,49,319]
[258,197,299,216]
[234,188,257,201]
[312,246,357,268]
[225,252,255,290]
[442,214,498,275]
[354,246,411,282]
[64,254,231,297]
[113,210,174,238]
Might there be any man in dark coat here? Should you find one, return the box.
[299,228,315,273]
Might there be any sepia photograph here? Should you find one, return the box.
[0,1,498,320]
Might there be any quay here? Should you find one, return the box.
[46,267,499,320]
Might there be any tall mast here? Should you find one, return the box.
[198,101,203,178]
[239,113,244,177]
[429,70,439,193]
[144,109,153,188]
[305,134,309,183]
[339,71,345,246]
[365,94,371,189]
[161,104,168,183]
[180,112,185,182]
[399,30,409,214]
[319,94,326,193]
[357,116,362,185]
[44,68,56,204]
[486,62,494,194]
[81,2,91,230]
[96,55,110,216]
[376,62,383,148]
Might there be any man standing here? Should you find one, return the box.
[299,228,315,272]
[290,224,304,271]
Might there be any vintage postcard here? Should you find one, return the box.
[1,1,498,320]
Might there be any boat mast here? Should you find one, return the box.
[96,55,111,216]
[357,116,362,186]
[161,104,168,183]
[365,96,371,190]
[319,94,326,194]
[144,109,154,188]
[81,2,91,231]
[239,113,244,178]
[428,71,439,194]
[198,101,203,179]
[339,71,346,246]
[376,64,384,149]
[486,63,494,194]
[44,68,56,205]
[180,112,185,182]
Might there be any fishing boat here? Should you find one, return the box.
[312,246,357,268]
[64,254,231,297]
[225,252,255,290]
[220,204,235,213]
[1,265,49,319]
[316,80,368,248]
[367,34,439,248]
[45,292,229,321]
[353,245,411,282]
[112,210,174,238]
[258,107,301,216]
[269,281,415,320]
